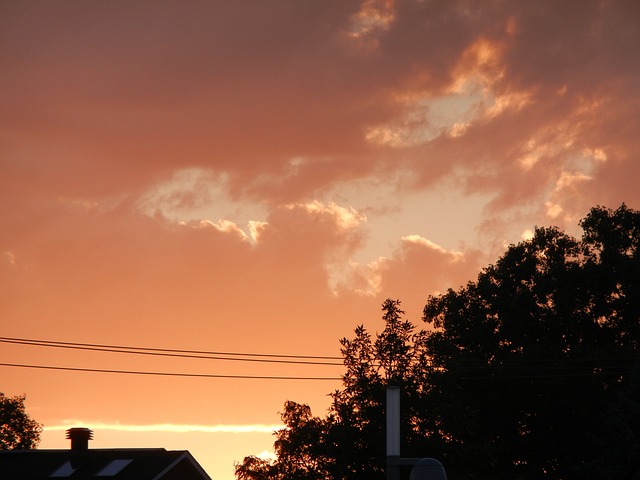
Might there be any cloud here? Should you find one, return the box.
[335,235,484,320]
[45,422,280,434]
[255,450,277,461]
[287,201,366,231]
[2,1,639,225]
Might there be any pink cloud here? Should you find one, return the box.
[336,235,484,321]
[2,1,639,219]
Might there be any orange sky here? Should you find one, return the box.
[2,1,640,479]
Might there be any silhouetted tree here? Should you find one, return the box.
[421,204,640,479]
[235,204,640,480]
[0,392,42,450]
[236,299,428,480]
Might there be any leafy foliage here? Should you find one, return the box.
[0,392,42,450]
[423,204,640,479]
[236,299,430,480]
[235,204,640,480]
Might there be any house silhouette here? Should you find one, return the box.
[0,428,213,480]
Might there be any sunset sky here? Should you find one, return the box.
[2,1,640,479]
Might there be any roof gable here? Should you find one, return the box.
[0,449,212,480]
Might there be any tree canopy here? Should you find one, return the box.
[235,204,640,480]
[0,392,42,450]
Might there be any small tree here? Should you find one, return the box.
[0,392,43,450]
[236,299,431,479]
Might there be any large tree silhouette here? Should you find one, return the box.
[235,204,640,480]
[422,204,640,479]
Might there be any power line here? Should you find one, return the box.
[0,336,344,366]
[2,337,634,381]
[0,362,342,381]
[0,336,343,360]
[1,359,628,382]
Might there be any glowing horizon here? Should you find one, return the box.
[44,422,282,434]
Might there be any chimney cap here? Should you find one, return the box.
[66,427,93,439]
[66,428,93,451]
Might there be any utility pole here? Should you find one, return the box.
[386,386,447,480]
[386,386,401,480]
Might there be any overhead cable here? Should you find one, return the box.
[0,336,344,366]
[0,362,342,381]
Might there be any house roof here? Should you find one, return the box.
[0,448,213,480]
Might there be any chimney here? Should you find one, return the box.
[66,428,93,451]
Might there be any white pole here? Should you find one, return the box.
[386,386,401,457]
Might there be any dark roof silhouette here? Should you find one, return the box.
[0,447,212,479]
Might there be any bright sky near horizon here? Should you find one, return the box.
[2,1,640,479]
